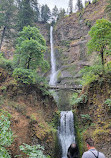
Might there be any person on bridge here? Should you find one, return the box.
[82,137,105,158]
[67,143,79,158]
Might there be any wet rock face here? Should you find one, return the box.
[52,0,106,85]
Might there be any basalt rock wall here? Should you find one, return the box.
[53,0,107,85]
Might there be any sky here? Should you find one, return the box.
[38,0,89,11]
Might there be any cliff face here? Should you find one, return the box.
[0,68,57,157]
[75,74,111,158]
[53,0,107,85]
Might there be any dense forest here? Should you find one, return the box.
[0,0,111,157]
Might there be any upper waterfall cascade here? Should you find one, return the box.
[58,111,75,158]
[49,26,57,86]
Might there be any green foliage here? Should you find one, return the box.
[80,56,111,86]
[105,0,111,21]
[69,0,73,14]
[19,143,47,158]
[70,93,87,105]
[0,54,13,71]
[13,68,47,85]
[52,5,59,22]
[41,4,51,23]
[80,114,91,121]
[13,68,35,84]
[87,18,111,67]
[17,0,34,31]
[80,63,103,85]
[57,8,66,20]
[0,0,16,48]
[76,0,83,11]
[70,93,78,105]
[85,19,92,28]
[92,0,98,4]
[104,98,111,107]
[0,111,13,158]
[14,26,49,71]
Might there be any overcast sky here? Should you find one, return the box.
[38,0,90,11]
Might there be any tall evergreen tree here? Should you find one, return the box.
[0,0,15,49]
[31,0,40,22]
[58,8,66,20]
[76,0,83,11]
[68,0,73,14]
[52,5,59,21]
[17,0,34,31]
[41,4,51,23]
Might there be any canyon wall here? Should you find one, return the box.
[53,0,106,85]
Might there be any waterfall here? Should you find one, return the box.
[49,26,75,158]
[58,111,75,158]
[49,26,57,86]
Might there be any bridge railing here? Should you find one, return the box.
[48,85,82,90]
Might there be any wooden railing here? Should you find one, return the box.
[48,85,82,90]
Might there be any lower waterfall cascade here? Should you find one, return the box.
[58,111,75,158]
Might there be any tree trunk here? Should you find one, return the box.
[100,50,105,73]
[0,26,6,50]
[27,57,31,69]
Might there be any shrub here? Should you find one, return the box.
[85,19,92,28]
[92,0,98,4]
[0,111,13,158]
[19,143,48,158]
[0,54,13,71]
[80,63,103,86]
[70,93,87,105]
[13,68,34,84]
[81,114,92,123]
[104,98,111,112]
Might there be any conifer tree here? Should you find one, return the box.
[68,0,73,14]
[52,5,59,21]
[17,0,34,31]
[41,4,51,23]
[0,0,15,49]
[76,0,83,11]
[58,8,66,20]
[31,0,40,22]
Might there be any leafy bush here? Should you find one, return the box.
[92,0,98,4]
[80,64,103,86]
[80,61,111,86]
[104,98,111,112]
[0,111,13,158]
[104,98,111,107]
[13,68,34,84]
[85,19,92,28]
[13,68,48,87]
[19,143,48,158]
[81,114,91,120]
[70,93,87,105]
[0,54,13,71]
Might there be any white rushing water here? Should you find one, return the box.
[49,26,57,86]
[58,111,75,158]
